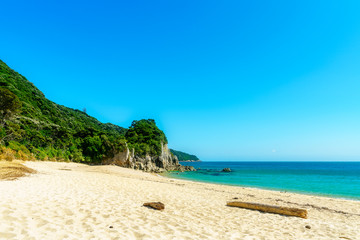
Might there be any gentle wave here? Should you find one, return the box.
[169,161,360,200]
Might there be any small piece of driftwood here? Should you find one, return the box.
[227,201,307,219]
[143,202,165,210]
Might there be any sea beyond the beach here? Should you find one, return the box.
[169,161,360,200]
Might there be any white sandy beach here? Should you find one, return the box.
[0,161,359,240]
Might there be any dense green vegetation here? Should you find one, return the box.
[170,149,200,161]
[0,59,169,163]
[125,119,167,157]
[0,87,22,123]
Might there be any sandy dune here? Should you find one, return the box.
[0,161,359,240]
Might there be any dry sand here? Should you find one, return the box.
[0,161,359,240]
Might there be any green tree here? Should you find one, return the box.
[0,87,22,125]
[125,119,167,157]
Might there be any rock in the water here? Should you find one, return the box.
[222,168,231,172]
[184,166,196,171]
[143,202,165,210]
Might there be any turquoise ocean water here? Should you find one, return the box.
[167,162,360,200]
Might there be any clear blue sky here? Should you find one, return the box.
[1,0,360,160]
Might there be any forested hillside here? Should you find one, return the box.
[0,60,168,163]
[170,149,200,161]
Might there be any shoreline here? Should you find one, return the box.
[1,161,360,239]
[172,161,360,202]
[163,171,360,202]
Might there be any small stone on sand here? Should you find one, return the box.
[143,202,165,210]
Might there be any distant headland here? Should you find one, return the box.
[170,149,200,162]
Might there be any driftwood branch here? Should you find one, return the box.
[143,202,165,210]
[227,201,307,219]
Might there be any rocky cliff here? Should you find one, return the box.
[103,143,195,173]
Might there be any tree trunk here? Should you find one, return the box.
[227,201,307,219]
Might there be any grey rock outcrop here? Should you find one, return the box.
[222,168,231,172]
[103,143,195,173]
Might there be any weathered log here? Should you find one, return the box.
[227,201,307,219]
[143,202,165,210]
